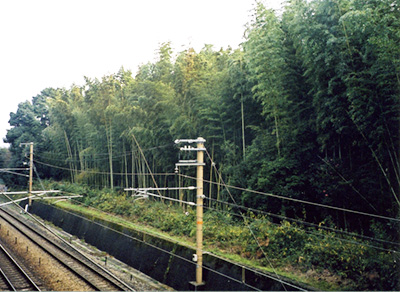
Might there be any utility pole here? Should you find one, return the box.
[20,142,34,206]
[28,142,33,206]
[195,138,204,286]
[126,138,207,288]
[174,137,206,288]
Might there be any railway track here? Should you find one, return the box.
[0,206,134,291]
[0,243,41,291]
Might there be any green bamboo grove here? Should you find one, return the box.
[2,0,399,258]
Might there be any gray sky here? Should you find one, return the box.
[0,0,283,147]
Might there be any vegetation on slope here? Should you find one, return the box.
[44,181,398,290]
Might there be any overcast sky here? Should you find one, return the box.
[0,0,283,147]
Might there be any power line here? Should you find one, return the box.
[32,145,400,252]
[0,169,29,177]
[130,131,162,198]
[32,158,400,255]
[126,189,196,206]
[179,173,400,223]
[205,196,400,248]
[317,155,378,213]
[64,199,304,291]
[203,205,400,254]
[33,143,400,224]
[33,159,175,176]
[34,144,173,163]
[203,149,289,292]
[35,155,400,245]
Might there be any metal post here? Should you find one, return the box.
[196,138,204,286]
[28,142,33,206]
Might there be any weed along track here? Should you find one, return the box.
[0,206,134,291]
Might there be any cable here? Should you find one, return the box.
[34,159,175,177]
[34,144,173,163]
[0,169,29,178]
[35,147,400,224]
[349,112,400,207]
[317,155,378,213]
[0,193,135,291]
[33,163,45,191]
[55,200,299,291]
[130,131,162,197]
[204,149,289,292]
[179,173,400,223]
[128,189,196,206]
[203,205,400,255]
[205,196,400,248]
[35,154,400,248]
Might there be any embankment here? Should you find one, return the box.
[29,202,310,291]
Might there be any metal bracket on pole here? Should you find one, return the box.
[175,138,206,144]
[179,145,207,152]
[176,162,206,167]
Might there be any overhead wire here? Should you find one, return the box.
[33,159,175,177]
[32,144,305,290]
[178,173,400,223]
[63,198,302,291]
[33,163,45,191]
[33,146,400,247]
[130,132,163,198]
[34,144,173,163]
[205,196,400,248]
[203,205,400,255]
[0,169,29,177]
[203,149,289,292]
[33,141,400,223]
[28,141,399,287]
[317,155,378,213]
[34,149,400,248]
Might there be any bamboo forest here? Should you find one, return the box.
[1,0,399,290]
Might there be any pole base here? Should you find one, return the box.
[189,281,205,291]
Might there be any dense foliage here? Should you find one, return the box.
[1,0,399,289]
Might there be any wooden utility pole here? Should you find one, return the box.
[196,139,204,286]
[20,142,34,206]
[28,142,33,206]
[174,137,206,288]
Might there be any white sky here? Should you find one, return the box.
[0,0,283,147]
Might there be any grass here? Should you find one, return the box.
[38,181,397,291]
[50,199,349,291]
[54,200,197,248]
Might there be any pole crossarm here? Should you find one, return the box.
[0,168,30,171]
[36,195,82,200]
[179,146,207,151]
[0,170,30,177]
[176,162,206,167]
[125,188,196,206]
[0,190,62,207]
[0,190,61,195]
[174,138,206,144]
[125,186,197,191]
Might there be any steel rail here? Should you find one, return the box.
[0,207,133,291]
[0,243,41,291]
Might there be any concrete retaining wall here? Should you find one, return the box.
[29,202,306,291]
